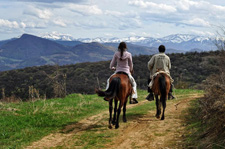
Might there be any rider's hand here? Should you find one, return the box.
[130,69,134,75]
[111,67,116,71]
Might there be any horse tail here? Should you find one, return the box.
[159,74,167,100]
[96,77,121,100]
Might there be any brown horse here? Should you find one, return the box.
[151,73,171,120]
[96,73,132,129]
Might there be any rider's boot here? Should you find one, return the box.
[168,84,175,100]
[130,98,138,104]
[146,87,154,101]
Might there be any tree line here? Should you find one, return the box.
[0,50,222,101]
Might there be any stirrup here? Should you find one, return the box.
[168,93,175,100]
[146,93,154,101]
[130,98,138,104]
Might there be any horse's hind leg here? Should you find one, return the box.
[155,95,161,119]
[161,97,166,120]
[108,99,113,129]
[123,99,127,123]
[115,102,122,129]
[112,99,118,125]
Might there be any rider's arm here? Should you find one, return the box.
[168,57,171,69]
[128,53,133,73]
[110,53,117,70]
[148,55,155,71]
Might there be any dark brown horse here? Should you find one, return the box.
[151,73,171,120]
[96,73,132,129]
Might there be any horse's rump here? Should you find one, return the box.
[110,74,132,101]
[96,73,132,101]
[152,73,170,96]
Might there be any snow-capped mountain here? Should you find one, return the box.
[76,36,156,44]
[40,31,75,41]
[40,32,217,51]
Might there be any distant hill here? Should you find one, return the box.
[0,38,16,47]
[71,42,116,62]
[104,43,157,55]
[54,40,83,47]
[1,34,69,60]
[0,34,117,71]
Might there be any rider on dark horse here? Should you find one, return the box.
[104,42,138,104]
[146,45,175,101]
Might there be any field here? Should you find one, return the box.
[0,89,205,148]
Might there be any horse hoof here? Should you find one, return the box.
[115,125,119,129]
[161,117,165,120]
[112,121,116,125]
[123,119,127,123]
[155,115,160,119]
[108,125,112,129]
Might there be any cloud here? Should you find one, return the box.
[0,19,47,31]
[17,0,85,3]
[128,0,225,28]
[128,0,177,13]
[23,6,53,19]
[68,4,103,15]
[52,19,67,27]
[185,18,210,27]
[0,19,26,29]
[190,29,214,36]
[72,19,107,29]
[104,10,138,18]
[105,10,124,17]
[177,0,198,11]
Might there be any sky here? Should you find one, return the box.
[0,0,225,40]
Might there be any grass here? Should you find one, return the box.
[0,93,108,148]
[182,99,225,149]
[0,89,203,148]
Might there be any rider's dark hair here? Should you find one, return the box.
[118,42,127,60]
[158,45,166,52]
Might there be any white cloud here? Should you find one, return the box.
[0,19,26,29]
[177,0,198,11]
[67,4,102,15]
[105,10,124,17]
[129,0,177,13]
[52,19,67,27]
[23,6,53,19]
[18,0,85,3]
[190,29,214,36]
[185,18,210,27]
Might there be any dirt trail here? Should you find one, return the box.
[26,94,202,149]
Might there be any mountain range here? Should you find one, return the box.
[0,33,218,72]
[42,32,217,51]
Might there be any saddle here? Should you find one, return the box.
[116,71,128,76]
[148,71,173,89]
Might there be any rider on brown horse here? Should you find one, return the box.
[146,45,175,101]
[104,42,138,104]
